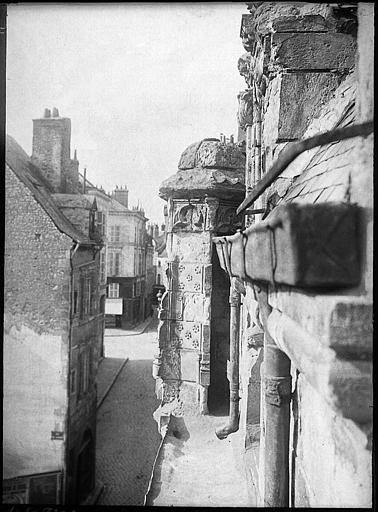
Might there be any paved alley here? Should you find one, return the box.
[95,317,162,505]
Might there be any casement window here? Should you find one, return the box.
[110,225,121,242]
[96,211,106,236]
[108,282,119,299]
[100,250,106,284]
[79,350,90,394]
[79,276,92,318]
[73,289,79,315]
[108,252,121,276]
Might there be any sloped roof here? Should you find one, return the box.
[6,135,95,245]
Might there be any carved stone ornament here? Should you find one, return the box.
[237,53,253,88]
[216,205,243,235]
[237,89,254,130]
[264,375,292,406]
[240,14,256,53]
[172,203,205,232]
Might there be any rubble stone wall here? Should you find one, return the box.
[4,166,72,478]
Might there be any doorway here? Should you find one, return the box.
[208,249,230,415]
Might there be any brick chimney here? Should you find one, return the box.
[31,108,79,193]
[111,185,129,208]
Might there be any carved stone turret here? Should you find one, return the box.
[154,138,245,425]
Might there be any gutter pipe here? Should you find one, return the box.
[255,283,291,508]
[215,277,242,439]
[237,120,374,215]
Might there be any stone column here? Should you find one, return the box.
[154,138,245,422]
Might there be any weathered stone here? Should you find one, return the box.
[270,32,357,70]
[178,138,245,171]
[271,14,334,33]
[263,72,341,144]
[329,303,372,357]
[159,168,245,202]
[180,350,199,382]
[237,89,254,129]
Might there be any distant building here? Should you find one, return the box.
[79,175,112,357]
[105,186,154,327]
[3,109,104,505]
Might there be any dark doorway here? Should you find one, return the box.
[76,429,94,503]
[208,249,230,415]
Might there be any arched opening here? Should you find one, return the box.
[76,429,95,503]
[208,248,230,415]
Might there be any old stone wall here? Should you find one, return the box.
[4,166,72,479]
[236,3,372,507]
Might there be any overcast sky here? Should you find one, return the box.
[7,2,246,225]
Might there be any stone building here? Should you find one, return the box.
[3,110,104,505]
[79,174,112,356]
[153,2,372,508]
[105,186,154,327]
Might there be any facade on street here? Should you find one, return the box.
[4,109,104,505]
[106,187,154,328]
[152,2,373,508]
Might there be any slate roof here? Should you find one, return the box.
[6,135,95,245]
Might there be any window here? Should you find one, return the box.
[80,276,92,318]
[157,274,161,285]
[79,351,89,394]
[110,225,121,242]
[70,369,77,394]
[73,289,78,315]
[108,283,119,298]
[108,252,121,276]
[96,211,106,236]
[100,250,106,284]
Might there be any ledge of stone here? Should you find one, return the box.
[159,167,245,202]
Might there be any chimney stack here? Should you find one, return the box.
[111,185,129,208]
[32,108,76,192]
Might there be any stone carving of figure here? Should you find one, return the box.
[237,53,253,88]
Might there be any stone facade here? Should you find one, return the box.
[154,138,245,426]
[4,116,103,504]
[106,188,154,327]
[231,3,372,507]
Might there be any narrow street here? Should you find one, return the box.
[95,316,161,506]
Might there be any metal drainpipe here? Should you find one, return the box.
[215,277,242,440]
[255,283,291,507]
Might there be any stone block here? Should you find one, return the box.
[169,261,204,293]
[329,302,372,357]
[182,292,206,322]
[271,32,357,70]
[170,320,201,350]
[180,350,199,382]
[271,14,334,33]
[244,202,361,288]
[263,73,341,143]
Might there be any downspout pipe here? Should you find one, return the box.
[215,277,242,440]
[255,283,291,508]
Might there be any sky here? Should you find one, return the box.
[6,2,246,225]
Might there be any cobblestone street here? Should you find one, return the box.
[95,316,161,505]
